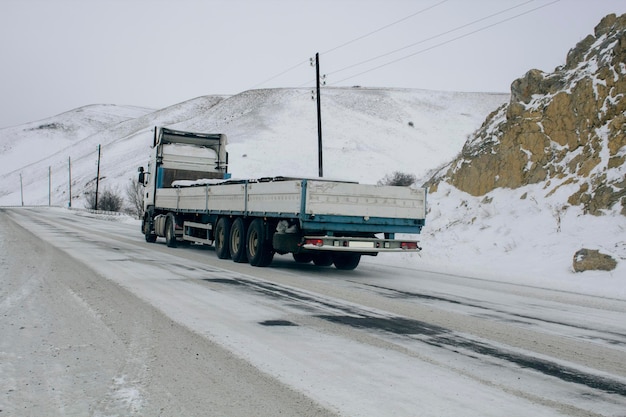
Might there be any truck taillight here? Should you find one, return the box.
[305,238,324,247]
[401,242,418,250]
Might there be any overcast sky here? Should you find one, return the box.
[1,0,625,128]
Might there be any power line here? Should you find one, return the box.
[302,0,547,88]
[322,0,449,55]
[248,0,449,90]
[249,0,558,91]
[326,0,535,77]
[249,59,309,90]
[329,0,560,86]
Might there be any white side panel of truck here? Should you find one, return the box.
[246,181,302,215]
[153,179,426,221]
[305,181,426,219]
[155,187,210,211]
[154,188,180,210]
[207,183,247,212]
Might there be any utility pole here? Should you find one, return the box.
[48,166,51,206]
[95,144,101,210]
[20,173,24,206]
[312,52,324,177]
[68,157,72,208]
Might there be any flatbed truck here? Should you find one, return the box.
[139,127,426,270]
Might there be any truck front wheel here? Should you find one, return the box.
[143,216,157,243]
[215,217,232,259]
[247,219,274,267]
[230,218,248,263]
[333,253,361,270]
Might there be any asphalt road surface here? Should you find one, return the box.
[2,207,625,416]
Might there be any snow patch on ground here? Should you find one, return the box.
[375,182,626,300]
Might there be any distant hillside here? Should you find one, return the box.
[0,88,506,207]
[0,104,154,176]
[429,13,626,217]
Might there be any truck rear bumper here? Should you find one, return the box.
[300,236,422,253]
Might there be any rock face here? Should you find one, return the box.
[573,248,618,272]
[430,14,626,216]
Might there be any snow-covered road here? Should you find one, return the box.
[2,207,626,416]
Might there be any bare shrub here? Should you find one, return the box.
[84,186,124,212]
[377,171,416,186]
[125,177,144,219]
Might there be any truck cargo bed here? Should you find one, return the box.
[154,178,426,234]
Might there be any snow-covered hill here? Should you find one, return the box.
[0,87,505,207]
[0,104,154,176]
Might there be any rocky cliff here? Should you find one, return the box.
[429,13,626,216]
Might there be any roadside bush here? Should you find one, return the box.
[378,171,416,186]
[84,186,124,212]
[125,177,144,219]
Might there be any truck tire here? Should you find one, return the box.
[145,230,157,243]
[143,216,157,243]
[247,219,274,267]
[292,253,313,263]
[312,253,333,266]
[230,217,248,263]
[333,253,361,270]
[165,216,177,248]
[214,217,231,259]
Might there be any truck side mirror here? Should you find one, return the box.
[138,167,145,185]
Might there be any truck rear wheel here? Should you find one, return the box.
[247,219,274,267]
[165,216,177,248]
[312,253,333,266]
[333,253,361,270]
[214,217,231,259]
[230,217,248,263]
[293,253,313,263]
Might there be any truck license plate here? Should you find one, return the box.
[349,241,375,248]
